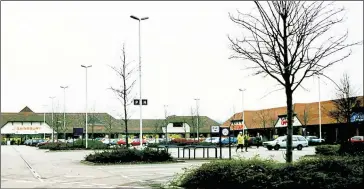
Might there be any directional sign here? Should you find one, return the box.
[211,126,220,133]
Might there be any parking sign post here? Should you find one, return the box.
[219,127,230,159]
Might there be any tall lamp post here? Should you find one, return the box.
[164,105,168,143]
[60,86,68,140]
[49,96,55,142]
[318,75,322,140]
[130,15,149,148]
[81,65,92,148]
[194,99,200,141]
[42,105,47,139]
[239,89,246,136]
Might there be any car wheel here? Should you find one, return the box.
[274,145,280,151]
[267,146,273,151]
[297,145,303,151]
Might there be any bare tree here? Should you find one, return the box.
[228,1,360,163]
[329,73,361,142]
[302,105,310,136]
[104,114,115,144]
[110,43,136,147]
[190,107,197,140]
[153,119,164,143]
[88,109,97,140]
[256,109,270,136]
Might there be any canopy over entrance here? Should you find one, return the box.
[1,121,54,135]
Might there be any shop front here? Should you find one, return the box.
[1,121,55,144]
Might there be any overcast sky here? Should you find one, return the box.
[1,1,363,123]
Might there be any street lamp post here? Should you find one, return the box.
[130,15,149,148]
[164,105,168,143]
[60,86,68,140]
[318,75,322,140]
[194,99,200,141]
[239,89,246,136]
[49,96,55,142]
[42,105,47,139]
[81,65,92,149]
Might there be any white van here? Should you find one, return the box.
[263,135,308,151]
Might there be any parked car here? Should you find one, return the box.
[117,138,147,146]
[102,138,117,145]
[349,136,364,143]
[204,137,220,144]
[263,135,308,151]
[305,136,325,144]
[24,139,32,145]
[37,139,64,147]
[130,139,147,146]
[29,139,44,146]
[221,137,237,145]
[67,138,78,143]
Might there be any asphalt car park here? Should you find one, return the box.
[1,145,315,188]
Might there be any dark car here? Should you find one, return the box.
[30,139,43,146]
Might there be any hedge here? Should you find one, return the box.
[38,140,108,150]
[316,143,364,156]
[170,156,364,189]
[315,145,340,156]
[84,147,173,164]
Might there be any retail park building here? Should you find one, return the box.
[1,97,363,143]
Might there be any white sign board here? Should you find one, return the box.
[211,126,220,133]
[275,116,302,128]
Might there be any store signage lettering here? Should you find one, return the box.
[16,127,41,131]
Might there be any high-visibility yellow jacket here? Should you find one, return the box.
[237,135,244,144]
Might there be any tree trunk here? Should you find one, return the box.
[92,125,94,140]
[286,89,294,163]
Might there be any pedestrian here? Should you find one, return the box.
[236,132,244,152]
[256,133,262,149]
[244,134,249,152]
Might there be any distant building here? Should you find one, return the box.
[222,96,364,143]
[1,106,220,140]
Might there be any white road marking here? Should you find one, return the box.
[12,146,44,183]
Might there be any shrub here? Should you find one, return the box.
[84,147,173,164]
[38,140,108,150]
[315,145,340,156]
[338,142,364,156]
[172,156,364,189]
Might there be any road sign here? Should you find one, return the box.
[221,128,229,136]
[134,99,140,105]
[142,99,148,105]
[134,99,148,106]
[211,126,220,133]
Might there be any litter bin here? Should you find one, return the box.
[7,141,11,145]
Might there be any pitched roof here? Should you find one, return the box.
[222,96,364,129]
[116,116,221,133]
[19,106,34,113]
[1,108,220,133]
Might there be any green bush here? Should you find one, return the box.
[84,147,173,164]
[338,142,364,156]
[315,145,340,156]
[147,143,159,148]
[38,140,108,150]
[171,156,364,189]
